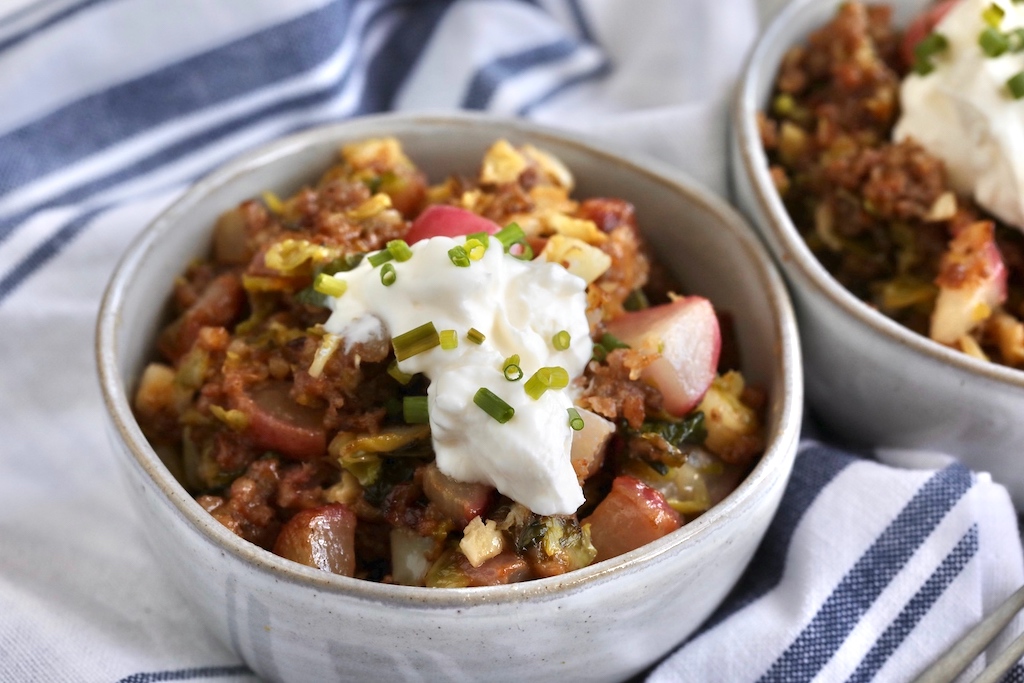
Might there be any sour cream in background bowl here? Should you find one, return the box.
[97,113,801,683]
[732,0,1024,508]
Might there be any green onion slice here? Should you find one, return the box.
[380,262,397,286]
[439,329,458,350]
[495,223,526,250]
[915,32,949,60]
[552,330,571,351]
[403,396,429,424]
[509,241,534,260]
[467,328,486,344]
[368,250,394,267]
[524,366,570,400]
[313,273,347,298]
[387,359,414,385]
[567,408,585,431]
[983,2,1005,28]
[473,387,515,423]
[503,354,523,381]
[467,231,490,247]
[448,245,470,268]
[387,239,413,262]
[465,238,486,261]
[980,26,1009,57]
[393,322,440,361]
[1008,70,1024,98]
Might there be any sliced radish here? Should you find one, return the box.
[405,205,501,244]
[604,297,721,416]
[930,221,1007,345]
[230,381,327,461]
[273,504,357,576]
[582,476,682,563]
[421,463,494,529]
[569,408,615,482]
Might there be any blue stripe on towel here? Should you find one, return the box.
[698,443,857,633]
[0,0,359,199]
[353,0,456,114]
[846,525,979,683]
[462,38,579,110]
[758,463,975,683]
[0,0,107,54]
[0,0,457,303]
[116,665,252,683]
[0,208,102,302]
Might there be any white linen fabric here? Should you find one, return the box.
[0,1,1020,682]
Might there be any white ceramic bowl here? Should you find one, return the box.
[732,0,1024,509]
[98,112,802,683]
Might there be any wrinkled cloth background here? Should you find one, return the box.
[0,1,1021,681]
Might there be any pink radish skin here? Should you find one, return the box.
[405,205,501,244]
[604,297,721,416]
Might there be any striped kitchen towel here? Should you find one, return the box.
[0,1,1020,681]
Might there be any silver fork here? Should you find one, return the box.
[913,584,1024,683]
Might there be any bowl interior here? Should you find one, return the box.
[99,112,802,601]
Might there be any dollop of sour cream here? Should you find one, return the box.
[322,236,591,516]
[894,0,1024,229]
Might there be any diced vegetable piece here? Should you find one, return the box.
[523,516,597,578]
[459,516,505,567]
[930,221,1007,345]
[212,207,252,265]
[425,547,531,587]
[537,234,612,284]
[405,205,501,244]
[697,371,765,466]
[604,296,721,416]
[134,363,178,422]
[159,273,245,361]
[570,407,614,482]
[230,381,327,461]
[390,527,441,586]
[421,463,494,529]
[273,504,357,577]
[582,476,682,563]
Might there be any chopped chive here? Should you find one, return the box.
[1008,70,1024,98]
[313,273,347,298]
[509,241,534,260]
[467,231,490,247]
[552,330,571,351]
[393,322,440,361]
[473,388,515,424]
[387,239,413,262]
[448,245,471,267]
[439,329,458,350]
[915,32,948,60]
[591,343,608,363]
[368,250,394,267]
[600,332,631,351]
[523,366,570,400]
[380,262,397,286]
[403,396,429,424]
[503,354,523,381]
[321,253,365,274]
[495,223,526,250]
[567,408,585,431]
[387,359,414,385]
[979,26,1009,56]
[465,238,486,261]
[467,328,486,344]
[983,2,1005,28]
[913,58,936,76]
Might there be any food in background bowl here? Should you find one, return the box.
[759,0,1024,367]
[132,136,767,586]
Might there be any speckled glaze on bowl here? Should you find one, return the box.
[731,0,1024,508]
[98,112,802,683]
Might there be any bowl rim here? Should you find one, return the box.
[96,110,803,608]
[733,0,1024,391]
